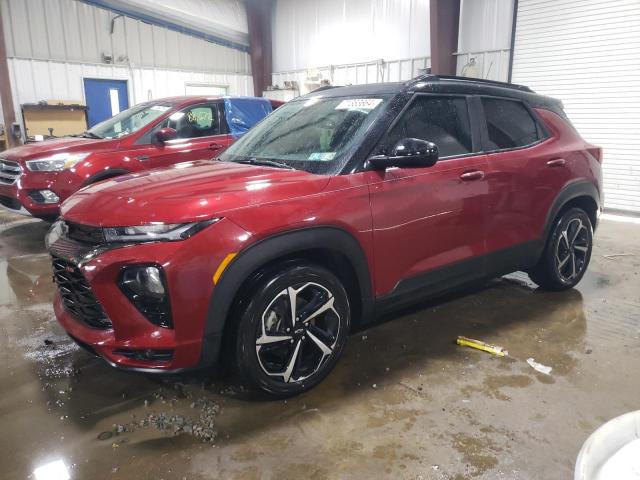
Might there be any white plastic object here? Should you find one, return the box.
[575,410,640,480]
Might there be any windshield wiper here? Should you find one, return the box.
[80,131,103,139]
[233,158,294,170]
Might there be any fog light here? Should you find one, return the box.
[123,266,165,298]
[119,265,172,328]
[30,189,60,204]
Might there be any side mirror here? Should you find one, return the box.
[155,127,177,143]
[368,138,438,170]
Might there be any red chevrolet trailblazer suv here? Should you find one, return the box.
[46,75,603,396]
[0,96,279,220]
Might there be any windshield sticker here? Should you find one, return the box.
[335,98,382,111]
[150,105,170,112]
[309,152,336,161]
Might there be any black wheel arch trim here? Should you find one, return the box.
[199,226,374,366]
[83,168,131,186]
[542,179,601,243]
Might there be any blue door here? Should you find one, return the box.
[83,79,129,128]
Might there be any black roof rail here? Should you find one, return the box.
[403,74,437,87]
[405,74,533,93]
[310,85,341,93]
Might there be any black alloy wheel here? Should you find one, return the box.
[529,207,593,290]
[235,263,350,397]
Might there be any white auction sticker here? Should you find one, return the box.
[308,152,336,161]
[335,98,383,111]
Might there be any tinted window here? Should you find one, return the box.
[385,96,472,158]
[163,103,221,139]
[89,102,171,139]
[482,98,539,150]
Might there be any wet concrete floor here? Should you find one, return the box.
[1,210,639,479]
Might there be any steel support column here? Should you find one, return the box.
[430,0,461,75]
[246,0,274,97]
[0,6,18,148]
[507,0,519,83]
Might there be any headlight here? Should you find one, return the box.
[26,152,91,172]
[103,219,219,243]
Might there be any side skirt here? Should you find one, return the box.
[373,239,542,317]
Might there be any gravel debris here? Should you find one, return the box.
[121,393,221,443]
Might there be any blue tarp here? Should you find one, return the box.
[223,97,273,138]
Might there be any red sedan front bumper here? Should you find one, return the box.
[0,169,62,219]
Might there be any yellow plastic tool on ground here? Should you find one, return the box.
[456,336,508,357]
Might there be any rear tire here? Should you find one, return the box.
[234,263,350,397]
[529,207,593,290]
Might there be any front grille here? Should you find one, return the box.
[52,256,112,329]
[67,222,105,244]
[48,236,93,259]
[0,159,22,185]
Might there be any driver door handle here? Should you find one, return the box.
[547,158,566,167]
[208,142,224,151]
[460,170,485,181]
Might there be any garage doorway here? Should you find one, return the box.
[83,79,130,128]
[184,83,228,96]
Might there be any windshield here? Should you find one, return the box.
[88,103,172,139]
[220,95,389,174]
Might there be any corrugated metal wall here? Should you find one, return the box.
[9,58,253,105]
[96,0,249,49]
[1,0,250,73]
[272,0,430,71]
[272,57,431,96]
[271,0,430,95]
[456,0,514,81]
[0,0,253,135]
[512,0,640,214]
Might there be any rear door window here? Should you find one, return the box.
[385,96,473,159]
[481,98,540,150]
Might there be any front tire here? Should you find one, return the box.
[529,207,593,290]
[234,263,350,397]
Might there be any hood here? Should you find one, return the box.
[1,137,118,163]
[61,161,331,226]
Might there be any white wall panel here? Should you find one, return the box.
[456,0,514,81]
[512,0,640,214]
[458,0,513,53]
[272,0,430,73]
[100,0,248,47]
[272,57,430,97]
[0,0,250,75]
[7,58,253,136]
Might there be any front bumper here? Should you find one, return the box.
[48,218,251,372]
[0,170,62,219]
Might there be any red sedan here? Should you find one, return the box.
[0,96,281,220]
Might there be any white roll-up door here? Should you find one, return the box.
[511,0,640,214]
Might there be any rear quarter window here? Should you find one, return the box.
[482,98,540,150]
